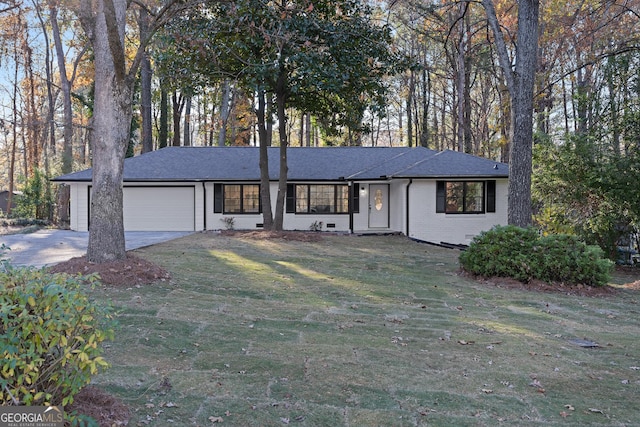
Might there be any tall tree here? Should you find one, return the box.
[482,0,540,227]
[161,0,405,229]
[77,0,182,262]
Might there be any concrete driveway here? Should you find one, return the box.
[0,229,194,267]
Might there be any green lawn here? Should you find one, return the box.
[90,233,640,426]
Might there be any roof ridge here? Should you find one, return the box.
[344,147,414,179]
[386,149,442,177]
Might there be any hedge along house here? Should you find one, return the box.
[52,146,509,246]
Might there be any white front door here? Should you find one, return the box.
[368,184,389,228]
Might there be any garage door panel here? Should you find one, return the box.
[123,187,195,231]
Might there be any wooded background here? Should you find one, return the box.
[1,0,639,256]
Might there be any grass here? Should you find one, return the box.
[90,233,640,426]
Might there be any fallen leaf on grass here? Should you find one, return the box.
[209,416,224,423]
[560,411,571,418]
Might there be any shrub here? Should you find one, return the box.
[459,225,613,286]
[458,225,539,282]
[0,264,114,407]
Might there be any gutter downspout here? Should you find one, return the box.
[202,181,207,231]
[406,179,413,237]
[348,181,354,234]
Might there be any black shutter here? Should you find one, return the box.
[214,183,223,213]
[351,185,360,213]
[486,180,496,213]
[286,184,295,213]
[436,181,446,213]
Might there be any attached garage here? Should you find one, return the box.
[122,186,196,231]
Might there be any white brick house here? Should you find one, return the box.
[53,146,508,246]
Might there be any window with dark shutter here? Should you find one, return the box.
[351,185,360,213]
[214,183,223,213]
[486,180,496,213]
[436,181,445,213]
[286,184,295,213]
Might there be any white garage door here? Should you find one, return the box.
[123,186,195,231]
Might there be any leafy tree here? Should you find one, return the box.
[159,0,406,229]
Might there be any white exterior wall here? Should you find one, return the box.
[67,182,205,232]
[408,179,508,245]
[207,182,351,232]
[69,183,90,231]
[68,178,507,239]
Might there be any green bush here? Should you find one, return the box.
[459,225,613,286]
[0,264,114,407]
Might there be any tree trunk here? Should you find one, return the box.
[483,0,539,227]
[159,86,169,148]
[273,71,288,231]
[172,91,183,146]
[257,89,274,230]
[139,8,153,153]
[183,96,192,146]
[50,3,73,223]
[406,70,414,147]
[420,67,430,148]
[83,0,132,262]
[218,79,232,146]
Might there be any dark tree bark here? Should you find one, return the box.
[79,0,131,262]
[172,91,184,146]
[159,85,169,148]
[139,9,154,153]
[257,89,274,230]
[183,95,192,146]
[218,79,232,146]
[273,68,288,231]
[483,0,539,227]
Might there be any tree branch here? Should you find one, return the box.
[481,0,515,95]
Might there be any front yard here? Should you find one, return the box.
[85,232,640,426]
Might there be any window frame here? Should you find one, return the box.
[214,183,262,214]
[287,184,350,214]
[436,180,496,214]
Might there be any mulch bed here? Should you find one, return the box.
[66,386,129,427]
[48,253,171,287]
[218,229,325,242]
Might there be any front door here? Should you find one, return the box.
[368,184,389,228]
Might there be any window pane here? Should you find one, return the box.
[296,185,308,213]
[310,185,334,213]
[446,182,464,212]
[224,185,241,213]
[464,182,484,213]
[337,185,349,213]
[243,185,260,213]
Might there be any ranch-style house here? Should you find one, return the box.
[53,146,509,246]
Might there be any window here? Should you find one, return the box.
[436,181,496,214]
[214,184,261,214]
[287,184,349,214]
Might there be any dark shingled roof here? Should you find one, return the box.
[53,146,508,182]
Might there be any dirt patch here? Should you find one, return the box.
[463,264,640,297]
[470,274,620,297]
[218,229,325,242]
[48,253,171,287]
[66,386,129,427]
